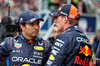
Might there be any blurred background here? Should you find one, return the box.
[0,0,100,42]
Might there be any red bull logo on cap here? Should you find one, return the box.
[79,45,92,56]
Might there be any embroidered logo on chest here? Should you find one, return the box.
[14,43,22,49]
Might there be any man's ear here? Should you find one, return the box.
[64,16,68,23]
[20,24,24,30]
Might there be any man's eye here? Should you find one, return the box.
[29,23,34,26]
[56,17,58,19]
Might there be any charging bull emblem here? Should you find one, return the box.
[79,45,92,56]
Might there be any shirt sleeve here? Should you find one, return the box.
[0,38,10,58]
[46,42,51,61]
[46,35,71,66]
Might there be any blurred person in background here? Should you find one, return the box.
[28,0,35,11]
[22,0,29,10]
[10,1,23,16]
[97,1,100,19]
[95,42,100,66]
[0,10,51,66]
[77,0,87,14]
[89,42,100,66]
[95,30,100,65]
[89,29,100,66]
[92,29,100,55]
[53,24,63,40]
[59,0,67,6]
[96,42,100,60]
[48,24,63,46]
[46,4,92,66]
[71,0,77,8]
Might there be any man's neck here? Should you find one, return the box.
[22,33,35,40]
[64,24,72,30]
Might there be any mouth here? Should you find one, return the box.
[33,31,38,34]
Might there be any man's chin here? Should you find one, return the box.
[31,34,37,37]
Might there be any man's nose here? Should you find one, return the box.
[34,25,39,29]
[54,19,57,23]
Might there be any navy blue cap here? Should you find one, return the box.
[49,4,80,20]
[19,10,44,25]
[49,4,70,17]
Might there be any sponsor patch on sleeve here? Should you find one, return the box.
[34,46,44,50]
[49,54,55,60]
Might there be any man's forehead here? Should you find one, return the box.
[55,15,62,18]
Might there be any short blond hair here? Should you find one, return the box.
[68,14,80,25]
[68,18,78,25]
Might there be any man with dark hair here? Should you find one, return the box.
[46,4,92,66]
[0,10,51,66]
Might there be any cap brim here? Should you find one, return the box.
[25,18,44,23]
[49,12,61,18]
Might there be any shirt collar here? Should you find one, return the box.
[65,25,80,32]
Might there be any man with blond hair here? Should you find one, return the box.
[46,4,92,66]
